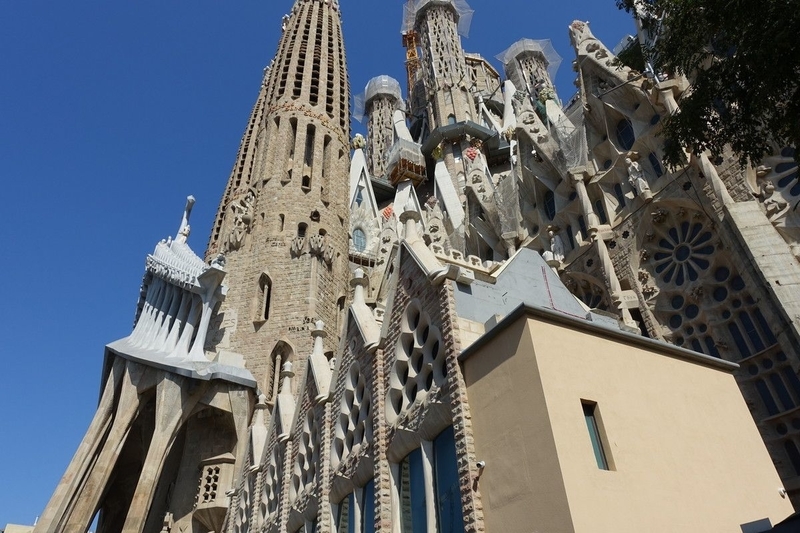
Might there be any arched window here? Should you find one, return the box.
[615,118,635,150]
[267,342,293,403]
[544,191,556,221]
[298,223,307,238]
[785,440,800,476]
[352,228,367,252]
[648,152,664,177]
[595,199,608,224]
[613,183,626,208]
[258,273,273,322]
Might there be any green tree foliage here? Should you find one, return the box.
[617,0,799,166]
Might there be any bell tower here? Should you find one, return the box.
[205,0,351,393]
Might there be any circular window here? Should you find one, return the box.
[653,221,714,285]
[353,228,367,252]
[713,287,728,302]
[714,267,730,282]
[674,244,691,262]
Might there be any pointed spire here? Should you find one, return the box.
[176,195,195,244]
[275,362,296,442]
[352,268,368,306]
[308,321,333,402]
[250,394,269,466]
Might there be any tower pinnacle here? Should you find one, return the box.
[205,0,351,390]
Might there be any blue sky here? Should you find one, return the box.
[0,0,633,525]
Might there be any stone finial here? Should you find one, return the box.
[311,320,327,356]
[351,268,368,305]
[352,134,366,149]
[176,195,196,244]
[253,393,268,418]
[279,362,294,394]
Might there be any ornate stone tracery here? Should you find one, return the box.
[332,363,373,470]
[386,300,448,424]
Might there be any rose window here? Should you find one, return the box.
[386,301,447,423]
[332,363,372,469]
[773,147,799,196]
[652,221,714,285]
[645,208,781,360]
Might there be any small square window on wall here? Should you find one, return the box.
[582,400,612,470]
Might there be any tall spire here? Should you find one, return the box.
[205,0,351,391]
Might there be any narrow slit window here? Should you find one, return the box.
[583,401,610,470]
[259,273,272,321]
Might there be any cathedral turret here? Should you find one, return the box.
[498,39,561,105]
[205,0,351,393]
[361,75,402,180]
[403,0,476,130]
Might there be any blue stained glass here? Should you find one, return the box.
[739,312,765,353]
[362,480,375,533]
[770,373,795,411]
[408,449,427,533]
[353,228,367,252]
[755,379,779,416]
[434,426,465,533]
[785,441,800,476]
[616,119,635,150]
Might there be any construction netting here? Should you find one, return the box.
[496,39,562,86]
[353,75,404,123]
[401,0,474,38]
[554,104,588,171]
[385,138,426,185]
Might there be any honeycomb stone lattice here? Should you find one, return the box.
[387,300,448,423]
[332,363,373,469]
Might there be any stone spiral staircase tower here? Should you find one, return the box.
[205,0,351,396]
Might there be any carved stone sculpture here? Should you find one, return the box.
[627,158,653,202]
[550,230,565,263]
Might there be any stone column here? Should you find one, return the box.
[63,361,147,533]
[595,234,636,327]
[420,440,437,532]
[569,168,600,235]
[34,356,125,533]
[570,167,635,327]
[121,372,201,532]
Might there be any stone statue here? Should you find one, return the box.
[627,157,653,201]
[549,229,565,263]
[542,229,565,265]
[225,190,256,252]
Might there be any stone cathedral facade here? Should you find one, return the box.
[34,0,800,531]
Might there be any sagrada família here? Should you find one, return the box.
[29,0,800,531]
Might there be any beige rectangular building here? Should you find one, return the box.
[462,305,793,533]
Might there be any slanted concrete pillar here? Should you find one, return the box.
[63,361,147,533]
[121,372,200,533]
[34,356,125,533]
